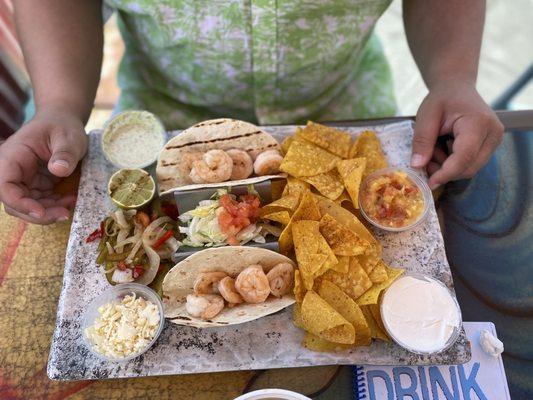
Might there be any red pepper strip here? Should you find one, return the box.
[152,230,174,250]
[133,266,144,279]
[86,221,104,243]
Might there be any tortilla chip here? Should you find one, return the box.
[361,306,390,341]
[321,260,372,301]
[368,261,388,283]
[356,262,404,306]
[292,190,321,222]
[292,219,334,280]
[318,280,371,346]
[298,122,353,158]
[276,189,320,254]
[315,195,380,254]
[334,190,353,207]
[356,249,381,274]
[299,253,328,290]
[314,238,339,278]
[350,131,388,176]
[262,210,291,226]
[303,333,352,352]
[301,291,355,344]
[281,136,295,155]
[260,194,300,217]
[279,223,293,255]
[271,179,286,201]
[282,177,310,198]
[280,138,341,177]
[303,170,345,201]
[319,214,369,256]
[293,303,304,328]
[336,158,366,208]
[331,255,349,274]
[368,303,387,334]
[294,270,306,303]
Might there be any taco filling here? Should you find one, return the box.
[178,189,280,248]
[186,262,294,320]
[162,247,296,327]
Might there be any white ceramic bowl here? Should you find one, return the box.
[359,167,432,232]
[380,272,463,355]
[82,283,165,362]
[233,389,311,400]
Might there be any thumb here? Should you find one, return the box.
[47,129,85,177]
[411,98,442,168]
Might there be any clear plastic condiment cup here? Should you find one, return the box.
[380,272,463,355]
[82,283,165,362]
[233,389,311,400]
[358,166,432,232]
[101,110,166,169]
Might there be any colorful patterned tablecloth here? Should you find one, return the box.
[0,204,342,399]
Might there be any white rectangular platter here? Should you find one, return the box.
[47,121,470,380]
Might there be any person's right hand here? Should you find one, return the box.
[0,108,87,224]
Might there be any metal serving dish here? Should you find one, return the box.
[171,178,283,263]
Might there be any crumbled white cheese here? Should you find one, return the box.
[85,293,160,359]
[479,329,504,357]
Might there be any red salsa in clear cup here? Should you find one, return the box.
[359,168,430,231]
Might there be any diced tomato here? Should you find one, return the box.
[117,261,128,271]
[391,180,403,190]
[227,236,240,246]
[133,266,144,279]
[220,194,239,215]
[240,194,261,208]
[404,185,418,195]
[218,193,261,244]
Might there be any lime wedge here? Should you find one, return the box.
[108,168,155,209]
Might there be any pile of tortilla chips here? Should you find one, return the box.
[279,121,388,205]
[263,122,404,351]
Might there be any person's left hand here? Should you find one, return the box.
[410,80,504,189]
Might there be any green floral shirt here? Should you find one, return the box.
[105,0,396,129]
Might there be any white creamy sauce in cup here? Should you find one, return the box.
[102,110,166,169]
[381,274,461,354]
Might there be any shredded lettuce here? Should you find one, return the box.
[178,187,268,249]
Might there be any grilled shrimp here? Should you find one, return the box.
[266,262,294,297]
[234,264,270,303]
[190,150,233,183]
[253,150,283,176]
[185,294,225,319]
[226,149,254,180]
[193,271,228,294]
[217,276,244,305]
[180,152,204,178]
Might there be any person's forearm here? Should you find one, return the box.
[403,0,485,90]
[14,0,103,123]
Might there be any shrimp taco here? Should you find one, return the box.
[157,118,284,194]
[162,247,296,328]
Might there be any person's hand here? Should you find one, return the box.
[0,108,87,224]
[410,81,504,189]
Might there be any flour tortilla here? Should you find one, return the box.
[157,118,282,194]
[162,247,295,328]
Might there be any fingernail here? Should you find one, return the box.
[411,154,424,168]
[57,216,69,222]
[29,212,42,219]
[53,159,69,169]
